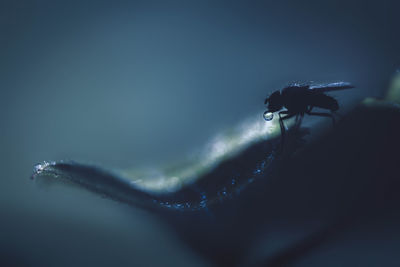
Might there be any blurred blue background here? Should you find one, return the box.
[0,0,399,266]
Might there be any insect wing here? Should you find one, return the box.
[309,82,355,93]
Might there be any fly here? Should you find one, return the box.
[263,82,355,141]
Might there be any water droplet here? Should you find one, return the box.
[263,111,274,121]
[32,161,53,178]
[199,200,207,208]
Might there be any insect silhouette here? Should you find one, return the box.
[263,82,355,142]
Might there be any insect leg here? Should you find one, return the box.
[278,111,298,149]
[278,111,290,144]
[279,113,298,129]
[278,111,290,132]
[295,114,300,126]
[281,113,298,127]
[296,113,304,129]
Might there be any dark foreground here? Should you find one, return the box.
[29,85,400,266]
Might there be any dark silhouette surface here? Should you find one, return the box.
[165,100,400,266]
[31,97,400,266]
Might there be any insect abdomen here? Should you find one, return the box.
[310,94,339,111]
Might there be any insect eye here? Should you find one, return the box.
[263,111,274,121]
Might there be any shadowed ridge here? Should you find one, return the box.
[254,103,400,266]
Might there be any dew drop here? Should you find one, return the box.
[263,111,274,121]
